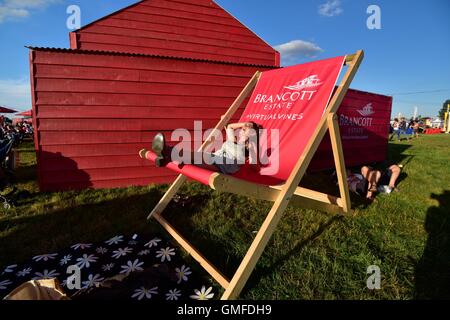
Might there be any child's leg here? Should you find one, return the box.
[367,170,381,199]
[369,170,381,186]
[388,165,401,189]
[361,166,371,179]
[176,150,219,171]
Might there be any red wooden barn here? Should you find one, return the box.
[29,0,392,192]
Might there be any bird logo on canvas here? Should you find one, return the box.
[284,75,323,90]
[357,103,375,117]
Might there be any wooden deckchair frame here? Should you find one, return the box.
[145,50,364,300]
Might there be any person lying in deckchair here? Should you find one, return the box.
[140,121,261,175]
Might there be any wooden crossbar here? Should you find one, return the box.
[210,174,344,212]
[272,186,344,208]
[144,51,364,300]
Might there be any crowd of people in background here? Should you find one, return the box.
[0,120,33,182]
[389,117,421,141]
[1,120,33,144]
[0,119,34,208]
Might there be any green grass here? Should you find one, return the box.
[1,135,449,300]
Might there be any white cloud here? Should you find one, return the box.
[0,0,60,23]
[0,78,32,111]
[0,7,29,21]
[274,40,323,66]
[318,0,343,17]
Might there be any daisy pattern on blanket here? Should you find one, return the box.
[102,263,115,272]
[71,243,92,251]
[132,287,158,300]
[112,247,133,259]
[96,247,108,255]
[144,238,161,248]
[33,269,60,280]
[105,235,124,246]
[0,234,215,300]
[166,288,182,301]
[120,259,144,275]
[2,264,17,275]
[0,279,12,291]
[16,267,32,277]
[156,247,175,262]
[32,253,58,262]
[60,255,72,266]
[138,250,150,256]
[82,274,105,289]
[190,286,215,300]
[176,265,192,284]
[76,254,98,269]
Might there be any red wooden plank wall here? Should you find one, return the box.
[71,0,280,67]
[30,49,274,191]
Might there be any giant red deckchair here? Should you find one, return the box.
[140,51,364,299]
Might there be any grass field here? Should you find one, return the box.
[0,134,449,300]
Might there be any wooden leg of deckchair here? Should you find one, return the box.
[147,174,187,220]
[221,199,289,300]
[327,113,351,214]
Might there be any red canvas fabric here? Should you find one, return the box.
[144,56,345,186]
[234,56,345,184]
[144,151,213,185]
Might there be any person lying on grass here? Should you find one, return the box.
[344,163,402,201]
[362,163,402,199]
[140,122,261,175]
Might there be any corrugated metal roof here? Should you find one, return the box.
[26,46,278,68]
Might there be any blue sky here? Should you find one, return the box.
[0,0,449,118]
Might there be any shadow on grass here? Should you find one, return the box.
[387,143,413,166]
[0,189,164,267]
[301,171,376,210]
[11,164,37,185]
[10,141,37,185]
[395,172,409,188]
[161,188,342,296]
[163,192,251,281]
[163,193,241,274]
[415,190,450,299]
[243,214,343,295]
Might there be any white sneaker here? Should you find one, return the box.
[377,185,393,194]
